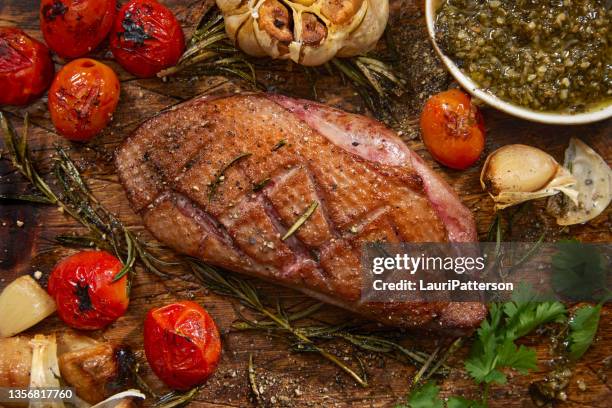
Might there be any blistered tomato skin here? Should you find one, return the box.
[47,251,129,330]
[48,58,120,141]
[0,27,54,106]
[40,0,116,59]
[420,89,486,170]
[110,0,185,78]
[144,301,222,390]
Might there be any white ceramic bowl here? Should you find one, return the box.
[425,0,612,125]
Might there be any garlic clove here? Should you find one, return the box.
[337,0,389,57]
[482,144,560,194]
[481,144,578,210]
[547,138,611,226]
[258,0,294,43]
[321,0,364,25]
[252,0,293,58]
[300,13,327,45]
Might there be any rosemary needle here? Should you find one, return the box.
[252,178,270,192]
[272,139,287,151]
[208,152,252,201]
[281,201,318,241]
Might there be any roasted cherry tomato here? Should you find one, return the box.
[144,301,221,390]
[40,0,116,59]
[47,250,129,330]
[0,27,54,106]
[110,0,185,78]
[420,89,486,170]
[48,58,120,141]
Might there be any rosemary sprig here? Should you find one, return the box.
[412,347,440,385]
[281,201,318,241]
[156,7,258,86]
[328,56,404,115]
[189,260,369,387]
[248,354,264,407]
[208,152,252,201]
[0,112,170,283]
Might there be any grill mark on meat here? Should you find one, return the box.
[171,192,250,258]
[302,162,340,239]
[343,206,389,236]
[258,192,330,286]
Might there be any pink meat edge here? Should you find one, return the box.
[266,93,477,243]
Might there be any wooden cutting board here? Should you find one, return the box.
[1,1,610,407]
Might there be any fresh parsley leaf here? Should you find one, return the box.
[403,382,444,408]
[465,294,566,386]
[465,304,507,384]
[496,339,537,374]
[504,300,567,339]
[552,241,606,301]
[568,304,602,361]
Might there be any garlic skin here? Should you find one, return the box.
[216,0,389,66]
[480,144,578,210]
[547,138,611,226]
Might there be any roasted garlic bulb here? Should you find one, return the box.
[481,144,578,210]
[216,0,389,66]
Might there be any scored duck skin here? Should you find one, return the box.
[116,94,486,334]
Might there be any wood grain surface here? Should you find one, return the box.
[1,1,610,407]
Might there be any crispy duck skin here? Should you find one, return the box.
[115,94,486,334]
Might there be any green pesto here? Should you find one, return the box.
[435,0,611,112]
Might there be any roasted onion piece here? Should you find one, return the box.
[216,0,389,66]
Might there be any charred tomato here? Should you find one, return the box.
[48,58,120,141]
[40,0,116,59]
[0,27,54,106]
[420,89,486,170]
[144,301,221,390]
[110,0,185,78]
[47,250,129,330]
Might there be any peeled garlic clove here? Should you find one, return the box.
[481,144,578,210]
[547,138,611,226]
